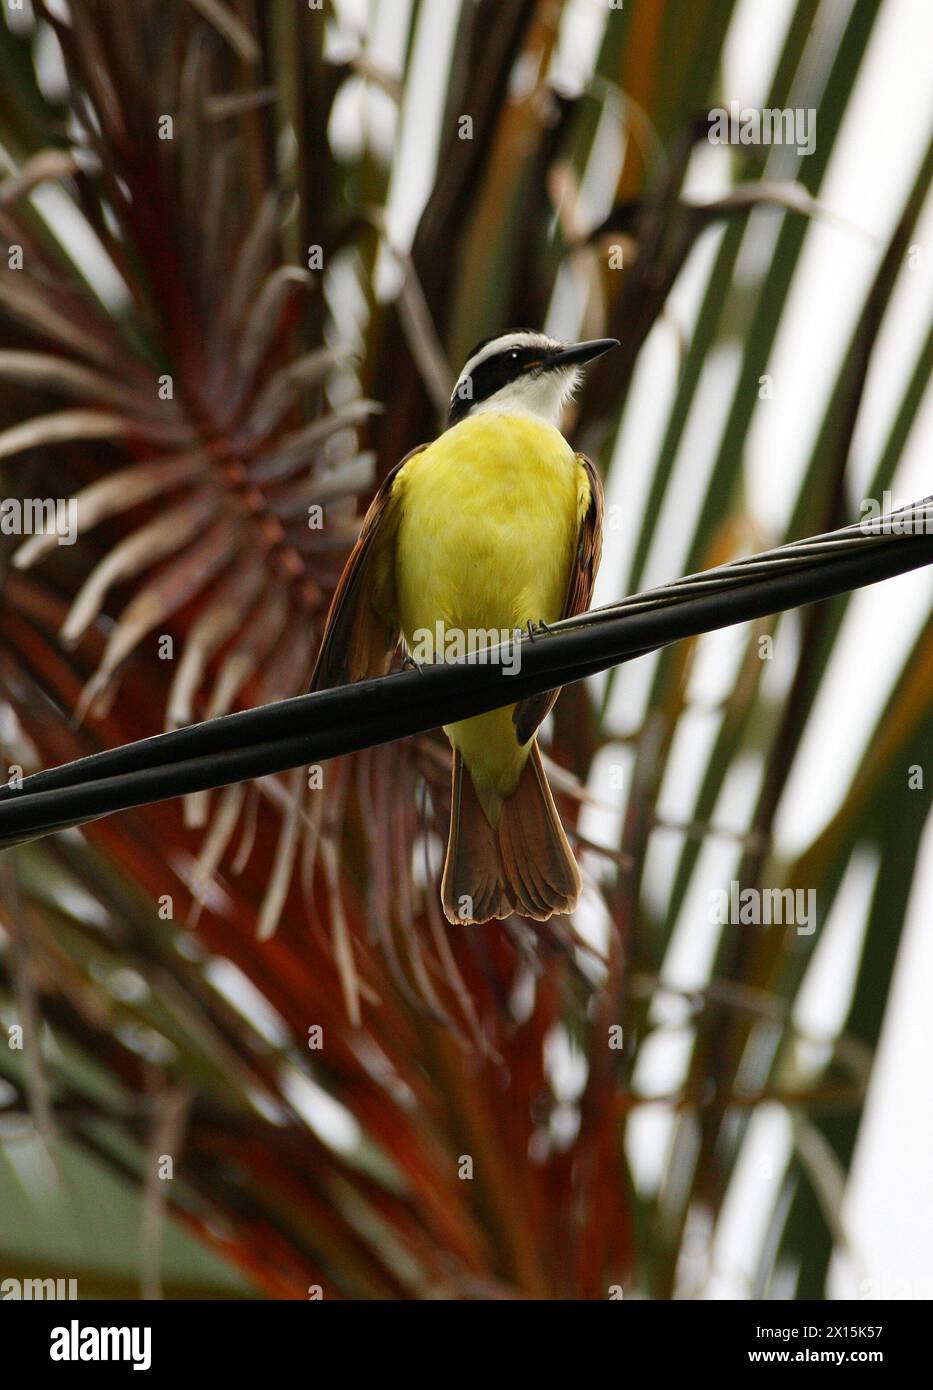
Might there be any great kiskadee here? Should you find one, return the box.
[310,330,618,923]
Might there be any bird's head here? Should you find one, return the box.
[447,330,618,429]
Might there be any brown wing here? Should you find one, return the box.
[309,445,425,691]
[512,452,604,746]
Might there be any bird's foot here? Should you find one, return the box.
[525,619,553,642]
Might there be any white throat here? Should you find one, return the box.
[468,365,581,427]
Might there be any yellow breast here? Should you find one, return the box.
[393,411,585,800]
[394,412,580,640]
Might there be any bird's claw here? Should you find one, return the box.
[525,619,553,641]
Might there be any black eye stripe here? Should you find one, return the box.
[448,346,548,424]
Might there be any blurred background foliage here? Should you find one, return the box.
[0,0,930,1298]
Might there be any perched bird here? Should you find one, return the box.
[311,330,618,923]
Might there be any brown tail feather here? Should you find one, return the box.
[441,743,581,924]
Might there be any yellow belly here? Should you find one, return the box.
[394,412,583,802]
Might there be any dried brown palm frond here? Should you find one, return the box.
[1,0,389,944]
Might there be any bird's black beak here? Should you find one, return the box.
[548,337,619,369]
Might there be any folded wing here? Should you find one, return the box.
[309,445,426,690]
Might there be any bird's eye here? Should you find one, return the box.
[509,350,519,360]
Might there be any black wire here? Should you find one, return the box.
[2,504,932,848]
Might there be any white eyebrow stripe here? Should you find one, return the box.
[457,332,559,385]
